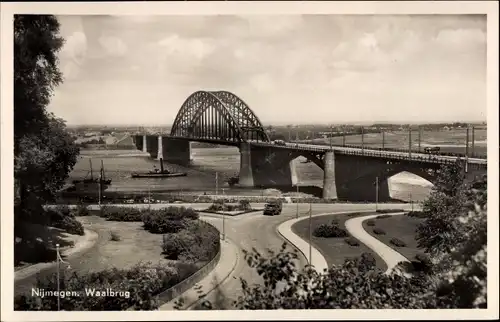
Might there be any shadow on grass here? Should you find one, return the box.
[14,223,75,266]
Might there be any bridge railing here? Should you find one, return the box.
[296,141,487,159]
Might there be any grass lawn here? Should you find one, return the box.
[362,214,426,262]
[291,212,388,272]
[76,215,175,271]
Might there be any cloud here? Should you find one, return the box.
[59,31,87,80]
[98,36,128,57]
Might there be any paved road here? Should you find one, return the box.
[16,202,412,309]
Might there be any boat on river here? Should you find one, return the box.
[131,158,187,178]
[72,159,112,185]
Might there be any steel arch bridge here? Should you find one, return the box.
[170,91,270,144]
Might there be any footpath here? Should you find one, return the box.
[277,210,412,275]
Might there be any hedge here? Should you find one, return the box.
[45,207,84,236]
[365,219,376,227]
[372,228,386,235]
[344,237,360,247]
[142,207,199,234]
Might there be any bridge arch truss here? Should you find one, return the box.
[170,91,270,143]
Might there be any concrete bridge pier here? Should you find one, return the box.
[162,137,191,166]
[157,135,163,160]
[322,151,337,199]
[146,135,159,159]
[142,135,147,153]
[239,143,254,187]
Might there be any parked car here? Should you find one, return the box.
[263,200,283,216]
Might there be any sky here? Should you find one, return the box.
[49,14,487,126]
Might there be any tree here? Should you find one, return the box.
[177,173,487,310]
[415,160,468,258]
[14,15,79,217]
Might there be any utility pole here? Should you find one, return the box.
[382,130,385,149]
[375,176,379,212]
[56,243,61,311]
[408,125,412,158]
[361,126,364,154]
[288,125,291,142]
[215,172,218,196]
[308,203,312,265]
[98,171,102,209]
[465,126,470,158]
[329,125,333,150]
[222,188,226,241]
[342,126,346,147]
[471,126,475,157]
[418,126,422,152]
[409,192,413,212]
[296,183,299,219]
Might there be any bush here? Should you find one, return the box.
[142,207,198,234]
[376,209,405,214]
[162,221,220,263]
[345,252,376,272]
[390,238,407,247]
[14,262,199,311]
[110,231,121,241]
[313,223,348,238]
[52,216,84,236]
[239,199,251,211]
[372,228,386,235]
[376,214,391,219]
[14,240,56,265]
[365,219,376,227]
[74,203,90,216]
[344,237,360,247]
[100,206,143,222]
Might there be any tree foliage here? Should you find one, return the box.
[179,173,487,310]
[416,160,468,256]
[14,15,79,215]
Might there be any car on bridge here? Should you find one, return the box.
[273,140,287,146]
[263,200,283,216]
[424,146,441,154]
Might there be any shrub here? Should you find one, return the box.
[376,214,391,219]
[52,216,85,236]
[345,252,376,272]
[390,238,407,247]
[239,199,251,211]
[162,221,220,263]
[372,228,386,235]
[344,237,360,247]
[110,231,121,241]
[313,223,348,238]
[13,262,199,311]
[14,240,56,265]
[100,206,143,222]
[365,219,376,227]
[376,209,405,214]
[347,212,361,217]
[74,203,90,216]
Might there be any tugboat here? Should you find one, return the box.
[131,158,187,178]
[73,160,112,185]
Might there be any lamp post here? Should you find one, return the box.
[375,176,379,212]
[215,172,218,196]
[329,125,333,150]
[308,203,312,265]
[408,125,412,158]
[222,188,226,241]
[56,243,61,311]
[296,183,299,219]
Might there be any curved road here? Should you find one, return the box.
[16,202,413,309]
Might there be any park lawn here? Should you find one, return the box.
[76,215,175,271]
[291,212,387,272]
[362,214,426,262]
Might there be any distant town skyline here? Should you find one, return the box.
[49,14,487,126]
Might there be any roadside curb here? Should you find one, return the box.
[14,228,99,281]
[345,212,410,274]
[158,236,240,311]
[277,210,375,274]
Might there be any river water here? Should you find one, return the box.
[70,147,435,202]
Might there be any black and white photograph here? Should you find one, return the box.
[1,1,498,320]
